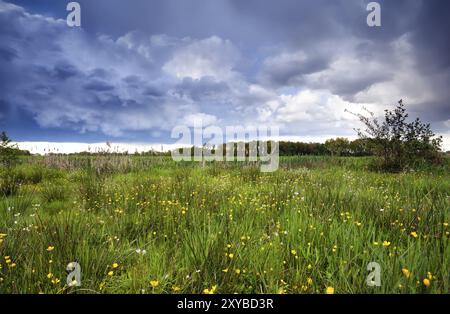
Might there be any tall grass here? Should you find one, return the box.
[0,156,448,293]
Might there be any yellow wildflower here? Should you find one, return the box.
[107,271,114,276]
[402,268,411,278]
[112,263,119,269]
[46,246,55,252]
[203,285,217,294]
[382,241,391,247]
[423,278,430,287]
[410,231,418,238]
[325,287,334,294]
[150,280,159,288]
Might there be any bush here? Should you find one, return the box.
[352,100,442,171]
[0,131,19,167]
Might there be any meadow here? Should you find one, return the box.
[0,155,449,294]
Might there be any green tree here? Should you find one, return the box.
[325,138,350,156]
[0,131,19,167]
[352,100,442,171]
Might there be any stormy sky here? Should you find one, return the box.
[0,0,449,149]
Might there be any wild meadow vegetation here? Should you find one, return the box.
[0,155,448,294]
[0,102,448,294]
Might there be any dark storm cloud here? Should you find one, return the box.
[259,51,331,87]
[83,80,115,92]
[0,1,189,136]
[409,0,450,72]
[53,63,80,80]
[142,86,165,98]
[173,77,230,102]
[0,46,17,61]
[0,0,449,145]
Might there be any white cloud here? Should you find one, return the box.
[163,36,239,80]
[353,35,435,106]
[182,113,219,127]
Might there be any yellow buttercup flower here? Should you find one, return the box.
[307,278,313,285]
[402,268,411,278]
[382,241,391,247]
[228,253,234,259]
[325,287,334,294]
[427,272,433,280]
[107,271,114,276]
[46,246,55,252]
[222,268,229,273]
[203,285,217,294]
[47,273,53,279]
[235,268,241,275]
[112,263,119,269]
[410,231,418,238]
[150,280,159,288]
[423,278,430,287]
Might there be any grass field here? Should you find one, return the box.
[0,156,449,294]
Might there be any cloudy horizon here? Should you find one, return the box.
[1,0,449,152]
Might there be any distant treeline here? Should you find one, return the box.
[43,138,372,157]
[29,138,392,157]
[20,139,450,158]
[169,138,374,157]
